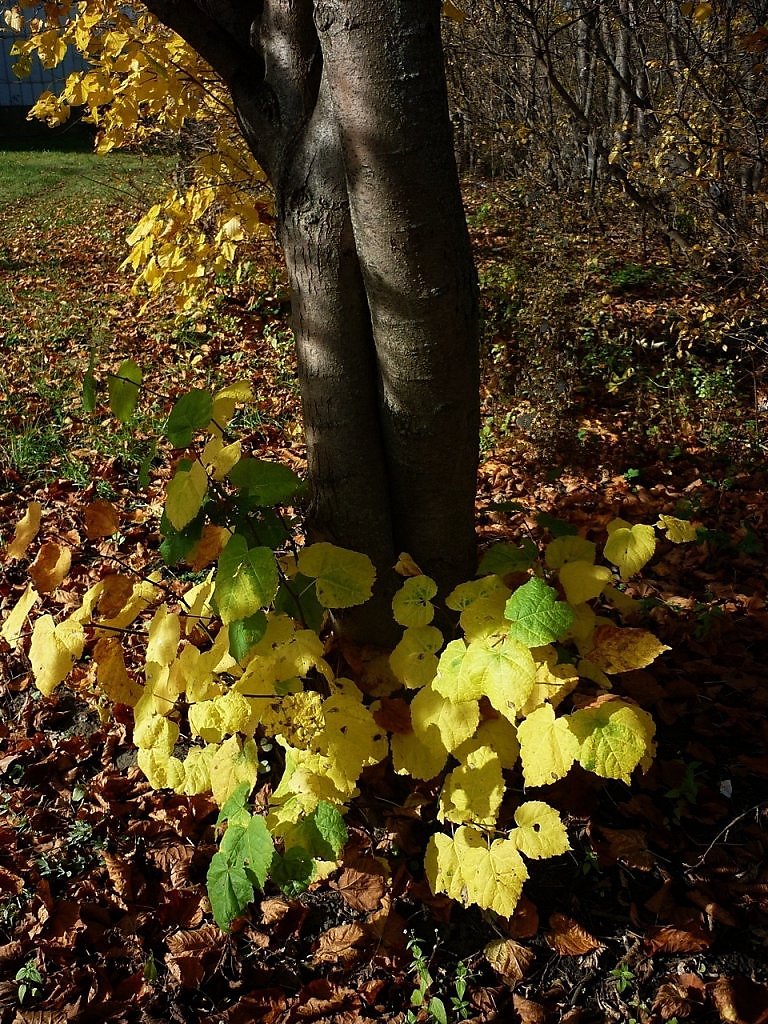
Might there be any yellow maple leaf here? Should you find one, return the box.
[520,648,579,716]
[209,735,259,806]
[446,574,508,612]
[656,515,698,543]
[568,698,656,783]
[425,826,528,917]
[438,745,504,826]
[544,535,596,570]
[317,692,388,785]
[459,589,510,642]
[389,625,443,688]
[559,560,612,605]
[454,715,520,769]
[202,437,241,480]
[1,584,39,650]
[587,625,670,674]
[411,680,480,752]
[603,522,656,580]
[29,615,84,696]
[458,636,536,720]
[5,501,42,561]
[392,575,438,628]
[391,725,448,781]
[179,744,217,795]
[189,690,257,743]
[94,636,143,706]
[137,748,185,791]
[165,460,208,530]
[146,604,181,667]
[510,801,570,859]
[517,703,579,787]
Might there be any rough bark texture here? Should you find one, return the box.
[143,0,480,641]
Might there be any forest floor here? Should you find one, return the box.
[0,148,767,1024]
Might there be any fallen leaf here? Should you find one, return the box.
[484,937,535,985]
[85,498,120,539]
[332,864,387,913]
[29,541,71,593]
[5,501,42,560]
[512,993,547,1024]
[711,975,768,1024]
[546,913,604,955]
[644,922,713,954]
[311,922,368,966]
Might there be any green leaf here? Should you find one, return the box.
[228,611,268,664]
[477,539,537,576]
[216,780,252,825]
[206,850,254,930]
[166,388,214,448]
[214,534,279,624]
[228,457,304,506]
[82,351,96,414]
[108,359,142,422]
[428,997,449,1024]
[297,542,376,608]
[219,813,275,888]
[505,577,574,647]
[159,509,203,565]
[293,801,348,860]
[270,846,314,896]
[536,512,578,538]
[274,575,325,632]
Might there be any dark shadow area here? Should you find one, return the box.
[0,106,95,150]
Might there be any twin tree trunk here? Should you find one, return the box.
[145,0,480,641]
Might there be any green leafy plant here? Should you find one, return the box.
[406,938,448,1024]
[15,960,43,1005]
[610,963,635,994]
[2,372,699,929]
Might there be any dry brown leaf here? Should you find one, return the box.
[187,524,230,571]
[599,826,655,870]
[546,913,604,955]
[332,864,387,913]
[372,696,413,734]
[512,993,547,1024]
[84,498,120,539]
[652,973,706,1020]
[712,976,768,1024]
[0,867,24,897]
[100,850,135,905]
[507,895,540,938]
[484,937,535,985]
[261,897,293,925]
[311,922,368,966]
[644,923,713,954]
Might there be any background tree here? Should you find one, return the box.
[11,0,480,637]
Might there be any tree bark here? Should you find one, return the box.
[143,0,480,642]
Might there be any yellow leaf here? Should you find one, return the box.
[520,648,579,716]
[394,552,423,577]
[209,735,259,806]
[133,707,179,752]
[5,501,42,561]
[137,748,185,790]
[656,515,698,543]
[179,745,217,795]
[454,715,520,769]
[411,680,479,752]
[146,604,180,667]
[389,625,443,688]
[568,698,656,783]
[545,536,596,570]
[392,575,438,627]
[96,573,162,632]
[446,574,507,612]
[517,703,579,787]
[391,725,448,781]
[165,460,208,530]
[425,826,528,917]
[189,690,257,742]
[438,745,504,826]
[458,636,536,720]
[317,692,388,785]
[29,541,71,594]
[202,437,241,481]
[693,1,712,22]
[459,589,510,642]
[187,524,230,571]
[94,636,143,706]
[511,801,570,859]
[603,584,642,619]
[1,584,39,649]
[603,522,656,580]
[587,625,670,674]
[29,614,84,696]
[559,560,612,605]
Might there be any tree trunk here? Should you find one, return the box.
[144,0,480,642]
